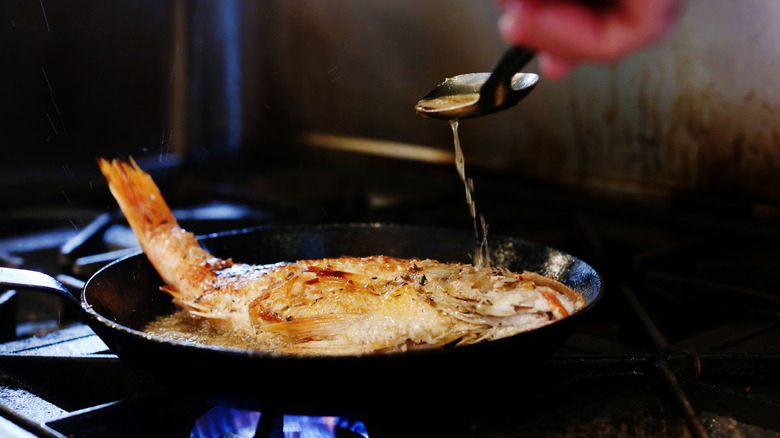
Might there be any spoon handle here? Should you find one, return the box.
[479,46,535,108]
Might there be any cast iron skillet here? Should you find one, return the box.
[0,223,602,416]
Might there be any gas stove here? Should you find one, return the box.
[1,150,779,438]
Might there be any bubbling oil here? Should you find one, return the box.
[449,120,490,269]
[145,310,290,352]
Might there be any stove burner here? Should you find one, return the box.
[191,406,368,438]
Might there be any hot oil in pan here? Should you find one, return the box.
[145,310,279,351]
[450,120,490,269]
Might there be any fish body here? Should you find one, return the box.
[98,158,584,355]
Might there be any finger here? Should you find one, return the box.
[537,53,577,80]
[499,0,678,62]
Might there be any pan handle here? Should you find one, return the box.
[0,267,80,306]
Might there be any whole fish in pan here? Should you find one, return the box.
[98,158,584,355]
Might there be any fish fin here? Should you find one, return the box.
[258,314,356,339]
[171,300,229,321]
[186,310,229,321]
[161,285,186,300]
[162,286,211,313]
[279,340,369,356]
[163,286,229,321]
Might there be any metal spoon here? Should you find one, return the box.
[415,46,538,120]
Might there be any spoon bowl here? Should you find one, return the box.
[416,47,538,120]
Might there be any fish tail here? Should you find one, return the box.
[98,157,177,242]
[98,157,218,298]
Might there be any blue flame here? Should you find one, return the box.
[191,406,260,438]
[190,406,368,438]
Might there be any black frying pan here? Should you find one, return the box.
[0,223,602,416]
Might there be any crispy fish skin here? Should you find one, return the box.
[98,158,584,355]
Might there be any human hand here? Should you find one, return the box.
[498,0,681,79]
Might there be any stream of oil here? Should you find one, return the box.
[449,120,490,269]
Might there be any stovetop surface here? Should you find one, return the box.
[1,152,780,437]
